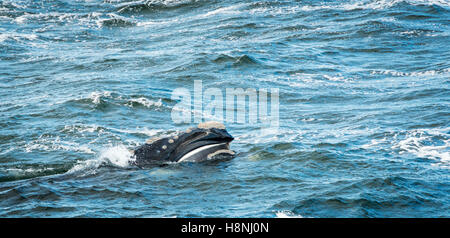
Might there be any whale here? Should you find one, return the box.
[131,121,235,167]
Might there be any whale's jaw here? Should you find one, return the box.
[177,142,235,162]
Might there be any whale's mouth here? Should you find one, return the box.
[177,142,234,162]
[171,127,234,162]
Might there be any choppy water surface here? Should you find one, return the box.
[1,0,449,217]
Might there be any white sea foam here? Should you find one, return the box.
[5,167,56,176]
[17,12,61,23]
[136,18,180,27]
[371,68,450,77]
[254,73,358,91]
[25,135,95,154]
[87,91,165,110]
[13,11,105,28]
[241,0,450,17]
[62,124,105,134]
[362,128,450,167]
[127,97,162,108]
[202,5,242,17]
[361,137,388,149]
[90,91,112,104]
[0,32,38,43]
[96,13,136,27]
[323,74,355,82]
[67,145,135,175]
[298,0,450,12]
[275,211,304,218]
[392,128,450,164]
[98,145,135,167]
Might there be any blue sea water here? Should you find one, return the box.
[0,0,449,217]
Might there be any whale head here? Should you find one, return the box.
[132,121,234,166]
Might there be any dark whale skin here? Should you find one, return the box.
[131,126,234,167]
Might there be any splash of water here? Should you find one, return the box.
[67,145,135,175]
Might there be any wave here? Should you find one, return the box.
[238,0,450,20]
[0,163,73,182]
[10,11,135,29]
[213,54,259,66]
[64,91,165,110]
[116,0,202,14]
[201,4,243,18]
[61,124,106,135]
[13,12,83,24]
[89,91,112,105]
[126,97,163,108]
[297,0,450,12]
[97,13,136,27]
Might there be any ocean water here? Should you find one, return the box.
[0,0,449,217]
